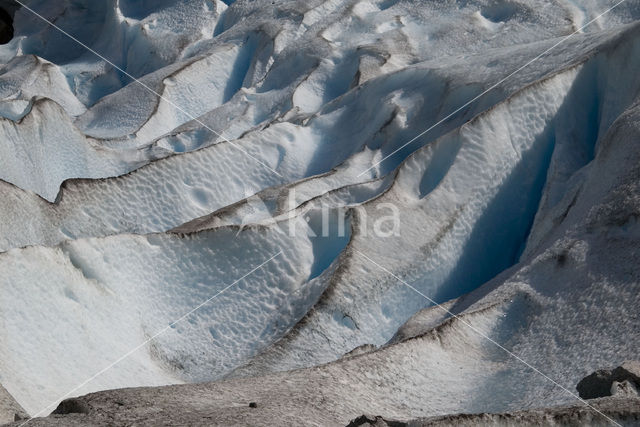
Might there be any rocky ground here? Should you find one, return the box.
[4,391,639,426]
[349,398,640,427]
[3,362,639,426]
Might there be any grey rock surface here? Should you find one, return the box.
[6,395,640,426]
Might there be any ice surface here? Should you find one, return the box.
[0,217,351,414]
[1,0,640,421]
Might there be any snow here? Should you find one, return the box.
[0,219,351,414]
[0,0,639,421]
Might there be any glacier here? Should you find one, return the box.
[0,0,639,425]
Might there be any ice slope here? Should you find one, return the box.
[7,0,226,104]
[0,55,85,118]
[0,22,635,252]
[0,0,637,201]
[11,63,640,427]
[229,26,640,377]
[0,0,229,201]
[0,215,352,414]
[0,42,261,201]
[1,0,640,420]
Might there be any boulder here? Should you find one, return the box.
[346,415,407,427]
[577,369,616,399]
[577,361,640,399]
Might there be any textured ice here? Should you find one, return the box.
[0,0,639,422]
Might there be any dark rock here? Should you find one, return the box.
[346,415,407,427]
[577,361,640,399]
[577,369,615,399]
[0,7,13,45]
[249,402,257,408]
[52,398,91,415]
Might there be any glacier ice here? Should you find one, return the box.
[0,0,639,424]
